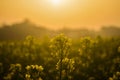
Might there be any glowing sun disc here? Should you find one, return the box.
[51,0,61,5]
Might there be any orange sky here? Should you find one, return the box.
[0,0,120,30]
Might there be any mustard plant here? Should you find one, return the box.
[50,34,72,80]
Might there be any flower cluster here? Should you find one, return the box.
[4,63,22,80]
[109,71,120,80]
[25,65,44,80]
[56,58,75,72]
[26,65,43,71]
[50,34,72,58]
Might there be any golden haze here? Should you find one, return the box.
[0,0,120,30]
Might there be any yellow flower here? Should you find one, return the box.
[26,65,30,70]
[25,74,30,78]
[38,66,44,71]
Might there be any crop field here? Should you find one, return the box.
[0,34,120,80]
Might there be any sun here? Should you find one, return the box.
[51,0,61,5]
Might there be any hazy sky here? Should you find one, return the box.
[0,0,120,30]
